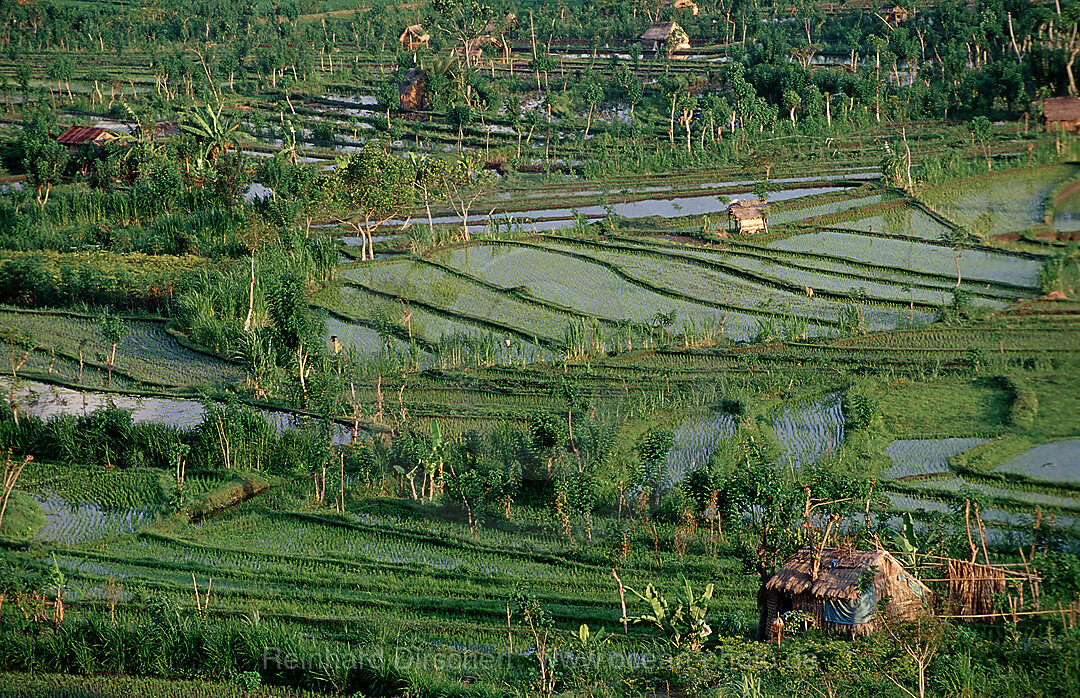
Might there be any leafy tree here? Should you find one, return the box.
[418,154,495,242]
[581,80,604,139]
[19,108,67,210]
[939,227,976,288]
[377,79,399,130]
[327,142,415,260]
[99,311,129,388]
[638,428,673,505]
[446,102,472,150]
[433,0,493,69]
[968,115,993,171]
[267,267,323,399]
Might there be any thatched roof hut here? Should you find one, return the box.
[728,199,768,235]
[882,5,910,25]
[639,21,690,54]
[1044,96,1080,133]
[482,12,517,35]
[398,25,430,49]
[398,68,427,112]
[759,547,931,640]
[662,0,699,16]
[456,35,505,61]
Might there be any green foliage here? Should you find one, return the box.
[622,575,715,651]
[18,107,67,210]
[841,389,878,432]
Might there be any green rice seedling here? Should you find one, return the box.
[881,438,989,480]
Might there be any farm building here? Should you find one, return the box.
[458,35,505,61]
[882,4,910,24]
[728,199,768,235]
[398,69,427,111]
[398,25,430,49]
[56,126,122,152]
[639,21,690,54]
[758,547,931,641]
[1043,96,1080,133]
[482,12,517,35]
[661,0,699,16]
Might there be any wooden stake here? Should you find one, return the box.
[612,569,628,633]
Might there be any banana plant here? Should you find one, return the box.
[181,103,252,165]
[623,574,714,651]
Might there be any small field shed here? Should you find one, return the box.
[728,199,768,235]
[1044,96,1080,133]
[56,126,121,152]
[758,547,931,640]
[639,21,690,54]
[398,25,430,49]
[399,69,427,111]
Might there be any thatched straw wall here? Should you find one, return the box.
[947,559,1007,620]
[759,548,931,641]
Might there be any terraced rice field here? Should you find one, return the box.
[0,310,245,389]
[33,495,156,545]
[833,203,956,241]
[769,230,1043,289]
[920,165,1080,235]
[768,191,902,227]
[769,393,844,468]
[994,439,1080,484]
[663,409,737,487]
[903,476,1080,512]
[3,378,354,443]
[881,437,990,479]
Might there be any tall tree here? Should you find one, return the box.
[327,142,415,261]
[19,108,67,211]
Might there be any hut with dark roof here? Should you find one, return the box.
[398,69,427,112]
[758,547,931,641]
[55,126,122,152]
[1043,96,1080,133]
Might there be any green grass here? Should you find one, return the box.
[0,671,324,697]
[0,309,245,390]
[0,491,46,538]
[875,376,1013,438]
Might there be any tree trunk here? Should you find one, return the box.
[243,248,256,332]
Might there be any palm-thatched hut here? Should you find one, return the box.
[1044,97,1080,133]
[728,199,768,235]
[398,69,427,111]
[662,0,700,16]
[482,12,517,35]
[882,5,910,25]
[639,21,690,55]
[398,25,430,49]
[758,547,931,641]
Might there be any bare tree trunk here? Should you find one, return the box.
[243,249,256,332]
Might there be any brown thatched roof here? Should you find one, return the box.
[1044,96,1080,122]
[640,21,679,41]
[482,12,516,35]
[765,548,925,600]
[728,199,767,220]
